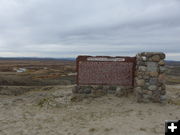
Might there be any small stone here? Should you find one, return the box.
[143,90,152,95]
[137,75,143,79]
[161,84,166,90]
[136,55,142,61]
[159,53,165,59]
[149,72,158,77]
[135,87,142,93]
[71,95,83,102]
[143,52,153,58]
[147,62,158,72]
[139,66,146,72]
[109,86,117,90]
[72,86,78,93]
[148,85,157,91]
[151,55,161,62]
[92,89,106,97]
[160,90,166,95]
[152,90,161,102]
[142,98,151,103]
[145,82,150,86]
[143,94,152,102]
[137,61,146,66]
[160,95,166,101]
[149,78,158,85]
[160,66,166,73]
[158,74,166,83]
[159,60,165,66]
[136,71,144,76]
[136,79,145,86]
[144,75,149,80]
[142,56,147,61]
[148,57,152,61]
[135,94,143,102]
[78,89,84,94]
[84,88,91,94]
[115,87,124,97]
[103,86,109,90]
[107,90,116,94]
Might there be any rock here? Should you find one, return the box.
[135,91,143,102]
[142,98,151,103]
[92,89,106,97]
[137,61,146,66]
[84,87,91,94]
[136,71,144,76]
[152,90,161,102]
[159,53,165,59]
[159,60,165,66]
[136,79,145,86]
[149,72,158,77]
[137,75,143,79]
[136,55,142,61]
[160,90,166,95]
[151,55,161,62]
[72,86,79,93]
[103,86,109,91]
[142,52,153,58]
[145,82,150,87]
[148,85,157,91]
[115,87,124,97]
[78,89,84,94]
[107,86,117,94]
[147,62,158,72]
[71,95,83,102]
[142,56,147,61]
[161,84,166,90]
[149,78,158,85]
[138,66,146,72]
[148,57,152,61]
[160,66,166,73]
[144,75,149,80]
[158,74,166,83]
[135,87,142,93]
[143,94,152,99]
[109,86,117,90]
[160,95,167,103]
[143,90,152,95]
[107,89,116,94]
[142,94,152,103]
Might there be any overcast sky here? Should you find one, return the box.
[0,0,180,60]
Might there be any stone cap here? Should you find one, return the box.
[137,52,165,59]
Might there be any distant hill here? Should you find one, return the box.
[0,58,179,66]
[0,57,75,61]
[165,60,180,66]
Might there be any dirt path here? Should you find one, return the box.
[0,85,180,135]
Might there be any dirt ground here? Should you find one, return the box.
[0,85,179,135]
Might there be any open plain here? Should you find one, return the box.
[0,59,180,135]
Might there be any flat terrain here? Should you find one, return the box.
[0,59,76,95]
[0,59,180,135]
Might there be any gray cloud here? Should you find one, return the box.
[0,0,180,60]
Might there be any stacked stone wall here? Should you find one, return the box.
[73,52,166,103]
[135,52,166,103]
[72,85,133,97]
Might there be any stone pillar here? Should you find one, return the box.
[135,52,166,103]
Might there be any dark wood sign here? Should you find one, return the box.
[76,56,136,86]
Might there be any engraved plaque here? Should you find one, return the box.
[77,56,135,86]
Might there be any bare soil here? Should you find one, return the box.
[0,85,179,135]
